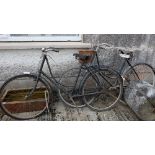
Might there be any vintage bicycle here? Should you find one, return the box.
[0,47,123,120]
[81,44,155,111]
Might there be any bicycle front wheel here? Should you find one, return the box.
[0,74,52,120]
[81,68,123,112]
[123,63,155,86]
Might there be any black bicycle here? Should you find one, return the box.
[60,45,124,111]
[0,47,123,120]
[61,43,155,112]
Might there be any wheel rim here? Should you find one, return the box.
[82,69,122,111]
[124,64,155,86]
[0,75,49,120]
[59,68,86,108]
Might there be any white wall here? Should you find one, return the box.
[0,48,82,86]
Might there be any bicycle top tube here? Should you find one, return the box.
[36,47,60,83]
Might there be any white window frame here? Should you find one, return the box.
[0,34,81,42]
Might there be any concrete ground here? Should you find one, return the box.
[0,101,139,121]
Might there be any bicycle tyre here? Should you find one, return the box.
[123,63,155,86]
[80,68,123,112]
[58,67,87,108]
[0,74,52,120]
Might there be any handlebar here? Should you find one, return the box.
[42,47,59,53]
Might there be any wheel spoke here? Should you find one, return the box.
[81,68,123,111]
[0,74,50,120]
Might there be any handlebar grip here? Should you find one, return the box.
[42,47,59,53]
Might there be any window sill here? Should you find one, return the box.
[0,42,91,50]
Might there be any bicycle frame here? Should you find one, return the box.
[95,45,141,80]
[118,55,140,80]
[34,50,115,97]
[35,52,100,93]
[36,53,63,88]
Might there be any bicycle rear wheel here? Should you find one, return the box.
[123,63,155,86]
[81,68,123,112]
[0,74,52,120]
[58,67,87,108]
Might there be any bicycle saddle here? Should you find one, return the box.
[119,49,133,59]
[73,53,92,61]
[119,53,131,59]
